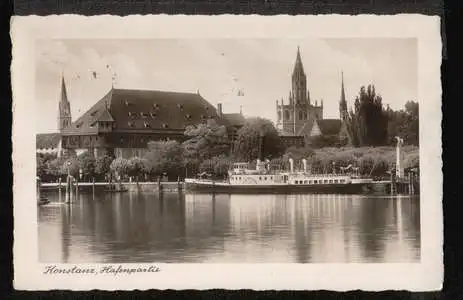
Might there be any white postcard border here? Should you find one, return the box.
[11,14,442,291]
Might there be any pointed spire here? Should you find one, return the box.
[339,71,348,120]
[293,46,305,75]
[61,75,69,105]
[341,71,346,102]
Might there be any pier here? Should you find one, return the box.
[40,180,185,193]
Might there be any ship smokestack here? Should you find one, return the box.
[289,158,294,173]
[302,158,307,173]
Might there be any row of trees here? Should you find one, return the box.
[37,117,287,182]
[344,84,419,147]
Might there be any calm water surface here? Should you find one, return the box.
[38,191,420,263]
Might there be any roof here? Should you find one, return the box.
[62,88,219,135]
[314,119,343,135]
[36,133,60,149]
[221,113,245,127]
[94,109,115,123]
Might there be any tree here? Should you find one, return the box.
[77,152,96,180]
[199,155,231,179]
[145,140,184,180]
[110,157,130,180]
[127,156,152,181]
[60,157,80,178]
[345,85,388,147]
[95,155,113,180]
[233,117,285,161]
[182,120,230,174]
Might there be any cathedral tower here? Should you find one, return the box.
[339,71,348,121]
[58,76,72,131]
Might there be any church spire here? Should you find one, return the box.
[291,46,308,105]
[58,75,72,131]
[339,71,348,121]
[293,45,305,75]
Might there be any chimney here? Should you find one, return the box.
[289,158,294,173]
[302,158,307,173]
[217,103,223,117]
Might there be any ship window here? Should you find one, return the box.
[144,122,150,128]
[140,112,147,118]
[185,114,192,120]
[162,123,169,128]
[177,104,184,110]
[153,103,160,109]
[150,112,157,118]
[125,100,132,106]
[128,121,135,128]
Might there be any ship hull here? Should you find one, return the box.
[185,180,372,195]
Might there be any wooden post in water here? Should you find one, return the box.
[75,178,79,200]
[92,177,95,198]
[390,167,397,195]
[65,176,70,203]
[157,176,162,194]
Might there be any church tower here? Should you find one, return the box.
[58,76,72,131]
[339,71,348,121]
[291,46,309,105]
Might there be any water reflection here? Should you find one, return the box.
[38,191,420,263]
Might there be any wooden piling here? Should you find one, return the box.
[65,176,70,203]
[92,177,95,198]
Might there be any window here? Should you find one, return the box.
[162,123,169,128]
[284,110,290,120]
[278,111,281,120]
[299,111,303,120]
[128,121,135,128]
[177,104,184,110]
[125,100,132,106]
[314,180,318,184]
[144,122,150,128]
[153,103,159,109]
[91,110,98,117]
[150,112,157,118]
[185,114,192,120]
[76,122,83,128]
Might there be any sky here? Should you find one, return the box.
[35,38,417,133]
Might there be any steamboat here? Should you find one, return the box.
[185,158,373,194]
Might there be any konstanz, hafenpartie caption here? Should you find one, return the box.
[43,265,161,275]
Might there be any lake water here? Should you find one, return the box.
[38,191,420,263]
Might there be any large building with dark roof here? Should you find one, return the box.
[43,77,245,158]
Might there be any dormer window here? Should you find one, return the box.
[90,111,98,117]
[144,122,150,128]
